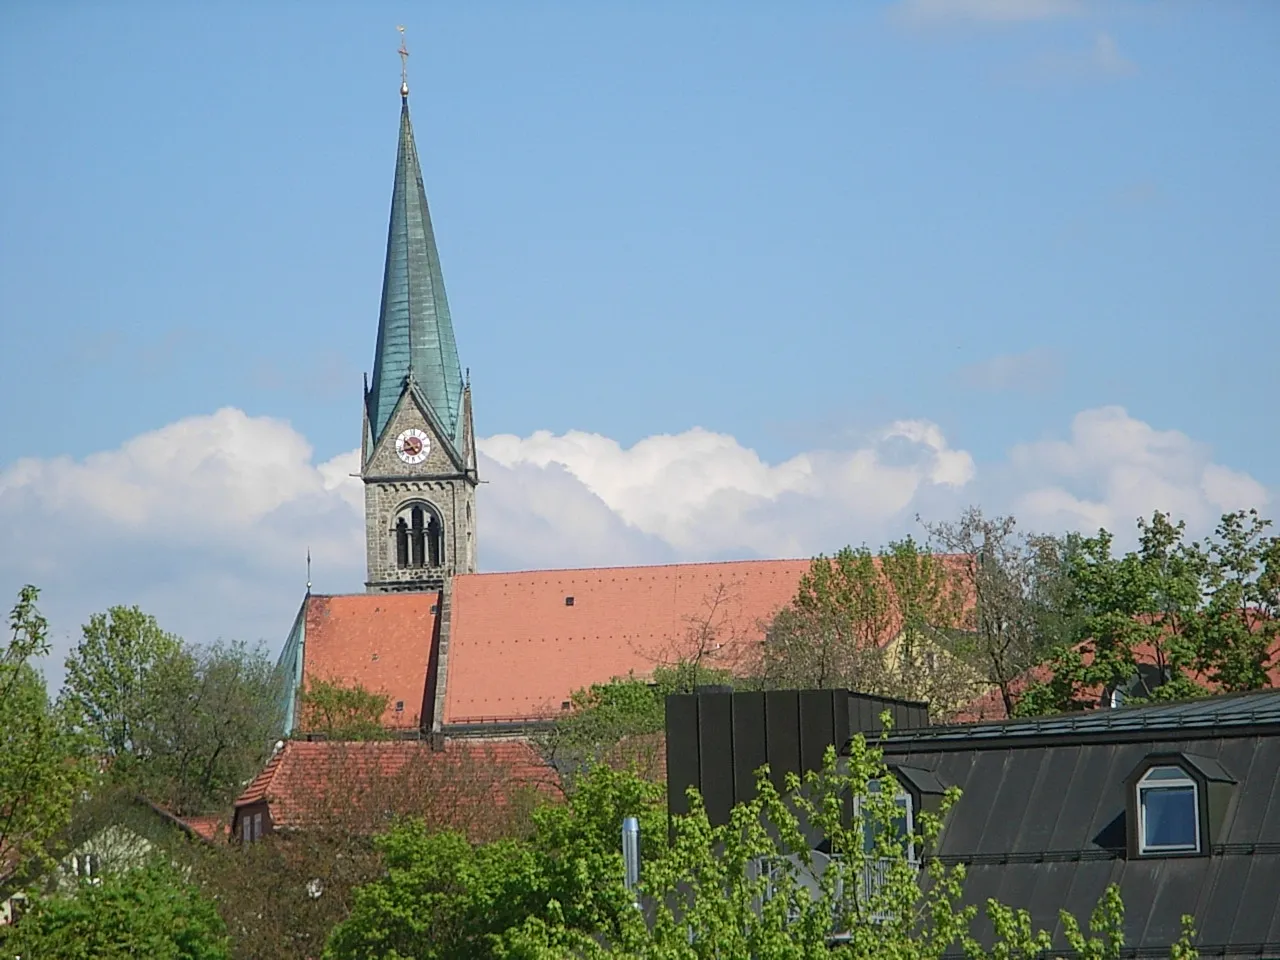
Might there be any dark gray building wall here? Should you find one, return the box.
[665,689,928,826]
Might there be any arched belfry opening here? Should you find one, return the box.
[392,501,444,570]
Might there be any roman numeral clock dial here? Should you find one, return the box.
[395,428,430,464]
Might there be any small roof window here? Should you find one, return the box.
[1137,765,1199,855]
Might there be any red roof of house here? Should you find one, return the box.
[441,559,813,724]
[234,739,556,836]
[178,814,229,842]
[301,593,440,729]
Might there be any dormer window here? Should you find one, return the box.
[861,780,915,860]
[1137,765,1199,854]
[1125,752,1235,860]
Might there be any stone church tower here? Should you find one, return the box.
[362,80,477,594]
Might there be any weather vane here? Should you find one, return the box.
[397,25,410,98]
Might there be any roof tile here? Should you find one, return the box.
[301,593,439,729]
[234,739,556,836]
[179,814,230,842]
[443,559,813,724]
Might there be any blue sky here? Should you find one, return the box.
[1,1,1277,666]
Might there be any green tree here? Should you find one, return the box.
[298,677,394,740]
[0,586,88,881]
[878,536,973,709]
[1018,514,1203,715]
[325,738,1198,960]
[60,604,281,813]
[1018,510,1277,717]
[757,541,973,716]
[537,664,733,787]
[923,508,1081,718]
[61,605,182,761]
[1189,509,1279,691]
[0,860,229,960]
[323,764,664,960]
[758,546,892,692]
[132,641,283,814]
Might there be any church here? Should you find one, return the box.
[273,71,814,740]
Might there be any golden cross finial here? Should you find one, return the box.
[397,25,410,98]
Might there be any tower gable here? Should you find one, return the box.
[364,384,465,478]
[362,385,477,594]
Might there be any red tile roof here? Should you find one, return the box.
[176,814,229,842]
[234,739,556,837]
[442,559,812,724]
[296,557,976,730]
[301,593,440,729]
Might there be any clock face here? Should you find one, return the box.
[395,428,430,464]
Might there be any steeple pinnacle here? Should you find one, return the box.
[397,25,409,99]
[365,44,465,459]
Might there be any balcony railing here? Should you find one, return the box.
[753,851,921,930]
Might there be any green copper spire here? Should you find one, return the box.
[366,93,464,453]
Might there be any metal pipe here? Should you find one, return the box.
[622,816,641,894]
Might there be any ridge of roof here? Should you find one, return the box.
[882,688,1280,748]
[300,592,432,603]
[455,554,969,580]
[460,557,812,579]
[234,745,288,808]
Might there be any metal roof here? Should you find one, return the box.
[879,689,1280,750]
[365,96,465,457]
[875,696,1280,957]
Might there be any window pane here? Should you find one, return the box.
[861,794,912,853]
[1143,765,1189,782]
[1142,786,1197,849]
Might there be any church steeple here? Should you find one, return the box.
[364,90,465,460]
[361,40,478,596]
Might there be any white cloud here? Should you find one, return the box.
[893,0,1084,26]
[1,405,1270,684]
[0,409,366,686]
[1005,406,1269,535]
[479,421,973,559]
[0,408,362,566]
